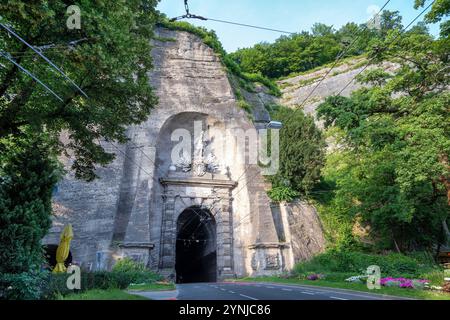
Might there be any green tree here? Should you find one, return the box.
[0,1,160,298]
[0,132,60,299]
[415,0,450,36]
[317,13,449,250]
[380,10,403,35]
[230,19,383,79]
[0,0,159,181]
[269,106,325,195]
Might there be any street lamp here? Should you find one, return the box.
[267,121,283,129]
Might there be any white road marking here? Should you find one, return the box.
[262,283,390,300]
[301,291,315,295]
[330,296,348,300]
[282,288,293,292]
[239,294,258,300]
[266,286,275,289]
[229,291,236,294]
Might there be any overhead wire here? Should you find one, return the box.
[231,0,438,232]
[0,50,63,102]
[170,0,295,35]
[296,0,392,109]
[335,0,436,96]
[0,22,88,98]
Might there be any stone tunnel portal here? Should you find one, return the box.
[175,206,217,283]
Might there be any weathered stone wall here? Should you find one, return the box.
[44,27,291,278]
[280,201,326,263]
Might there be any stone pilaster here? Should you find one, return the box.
[159,189,176,274]
[216,190,234,279]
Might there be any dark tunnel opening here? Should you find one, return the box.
[42,244,72,270]
[176,207,217,284]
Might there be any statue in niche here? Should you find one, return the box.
[193,130,207,176]
[251,253,258,271]
[175,129,219,176]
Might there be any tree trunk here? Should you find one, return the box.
[393,237,401,253]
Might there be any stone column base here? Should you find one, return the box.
[248,243,290,276]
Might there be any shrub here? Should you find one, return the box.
[380,277,429,289]
[0,134,60,278]
[293,250,439,278]
[112,258,162,284]
[41,273,73,299]
[82,271,133,291]
[42,259,163,299]
[0,270,48,300]
[268,186,299,203]
[269,107,326,195]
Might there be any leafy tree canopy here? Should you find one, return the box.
[269,106,326,195]
[316,5,449,250]
[230,10,413,79]
[0,0,160,181]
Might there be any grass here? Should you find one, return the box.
[61,289,149,300]
[232,276,450,300]
[127,282,176,292]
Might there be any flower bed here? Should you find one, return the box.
[306,274,326,281]
[380,277,429,289]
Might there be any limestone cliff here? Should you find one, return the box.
[277,57,398,119]
[282,201,326,263]
[46,27,291,278]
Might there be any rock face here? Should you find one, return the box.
[278,57,398,120]
[281,201,326,263]
[44,28,297,279]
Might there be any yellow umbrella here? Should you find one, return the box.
[53,224,73,273]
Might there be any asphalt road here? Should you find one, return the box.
[134,282,409,300]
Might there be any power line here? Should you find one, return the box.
[0,22,88,98]
[0,50,63,102]
[205,18,295,35]
[170,0,295,35]
[335,0,436,96]
[297,0,391,109]
[232,0,437,231]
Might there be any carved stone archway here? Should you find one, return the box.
[158,174,236,281]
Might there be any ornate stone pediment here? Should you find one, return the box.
[174,130,220,177]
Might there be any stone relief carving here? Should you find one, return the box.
[264,254,280,270]
[174,130,220,176]
[251,253,258,271]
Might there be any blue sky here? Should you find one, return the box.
[157,0,440,52]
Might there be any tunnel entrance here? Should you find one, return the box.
[176,206,217,283]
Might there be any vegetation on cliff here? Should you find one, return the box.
[230,10,427,80]
[229,1,449,255]
[267,105,326,200]
[315,5,449,252]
